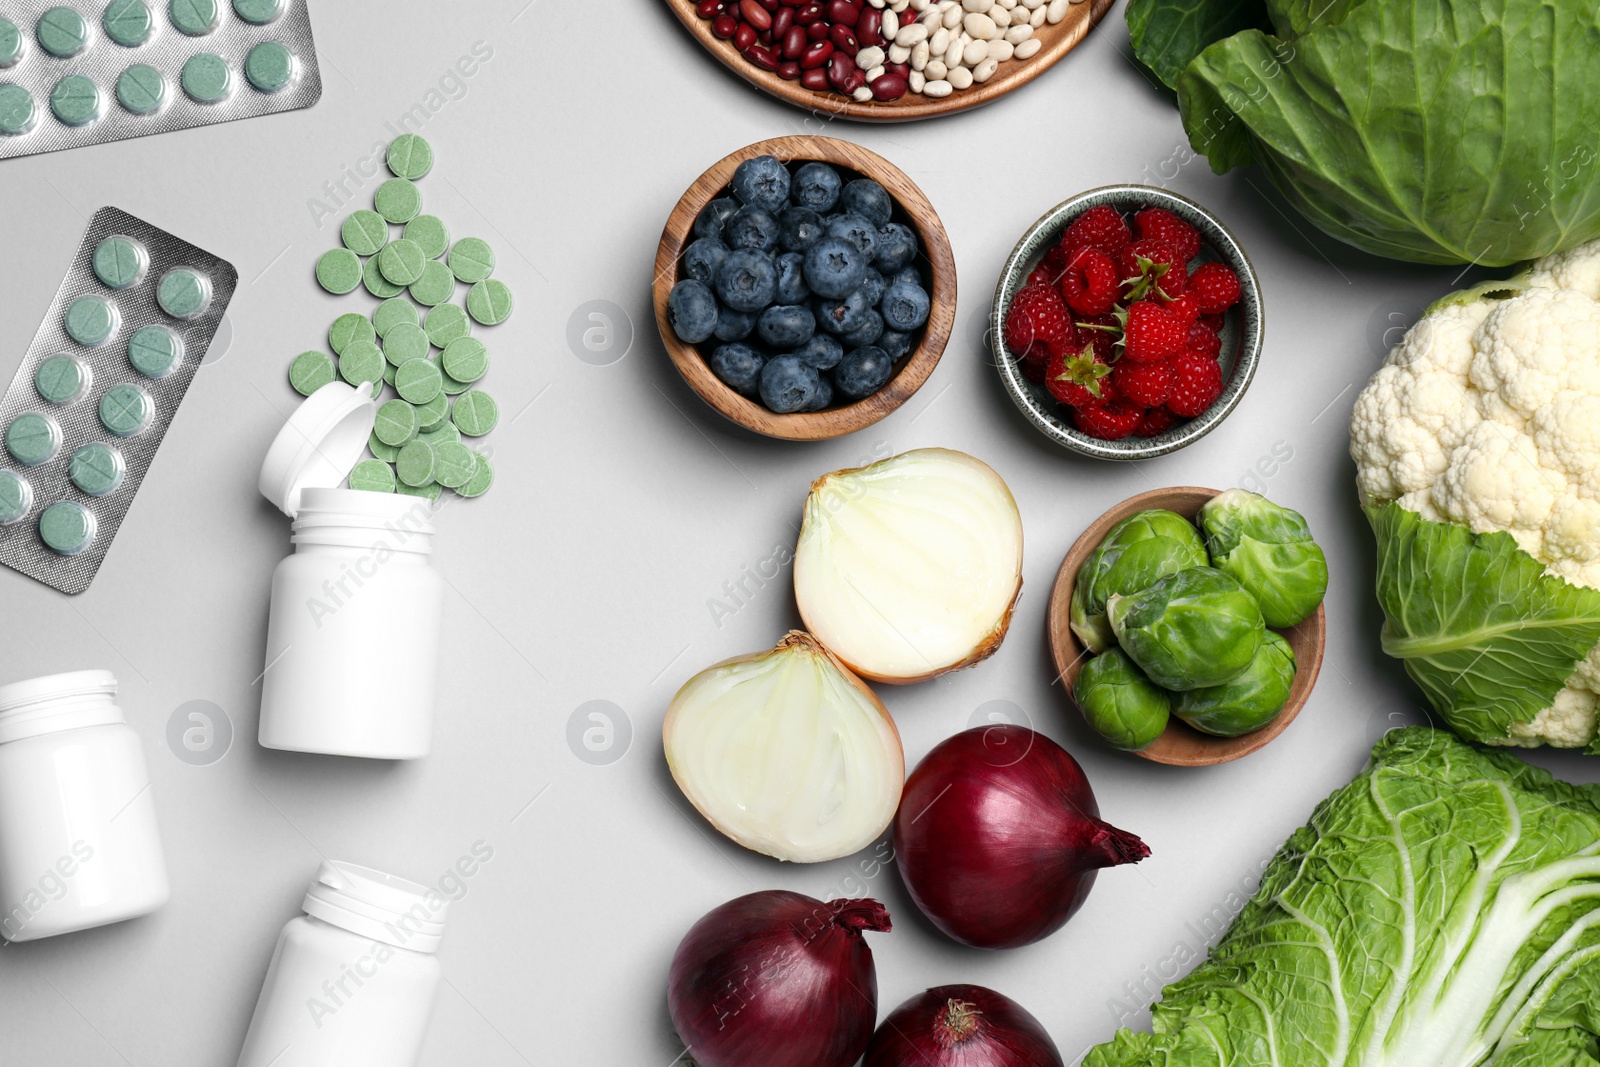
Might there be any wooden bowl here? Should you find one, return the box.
[1046,486,1325,766]
[665,0,1115,122]
[654,136,955,441]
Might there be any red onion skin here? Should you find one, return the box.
[864,984,1065,1067]
[894,725,1150,949]
[668,890,891,1067]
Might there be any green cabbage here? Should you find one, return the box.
[1127,0,1600,265]
[1087,727,1600,1066]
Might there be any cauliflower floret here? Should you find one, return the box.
[1431,421,1560,533]
[1495,689,1599,748]
[1470,289,1600,421]
[1525,236,1600,300]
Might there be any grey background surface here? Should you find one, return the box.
[2,1,1595,1064]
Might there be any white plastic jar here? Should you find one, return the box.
[256,382,443,759]
[236,861,448,1067]
[0,670,169,941]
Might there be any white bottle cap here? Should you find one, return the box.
[258,381,378,519]
[302,861,447,953]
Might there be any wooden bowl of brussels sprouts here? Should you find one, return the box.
[1047,486,1326,766]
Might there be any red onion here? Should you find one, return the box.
[865,985,1065,1067]
[894,725,1149,949]
[668,890,892,1067]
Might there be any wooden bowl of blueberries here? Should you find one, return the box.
[653,136,955,441]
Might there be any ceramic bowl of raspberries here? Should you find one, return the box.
[655,136,955,441]
[990,186,1262,459]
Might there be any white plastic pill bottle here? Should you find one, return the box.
[236,861,448,1067]
[0,670,169,941]
[256,382,443,759]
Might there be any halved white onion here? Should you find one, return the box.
[663,632,904,864]
[794,448,1024,684]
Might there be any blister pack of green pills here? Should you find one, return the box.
[0,206,236,593]
[0,0,321,162]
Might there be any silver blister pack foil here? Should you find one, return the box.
[0,0,321,161]
[0,205,237,594]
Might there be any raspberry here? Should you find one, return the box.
[1117,239,1182,301]
[1134,208,1202,263]
[1061,205,1131,259]
[1018,341,1050,383]
[1060,248,1119,315]
[1122,300,1184,363]
[1026,264,1056,288]
[1112,359,1173,408]
[1186,321,1221,360]
[1045,343,1114,408]
[1199,312,1226,333]
[1135,405,1178,436]
[1072,313,1119,361]
[1163,292,1200,324]
[1189,261,1242,314]
[1073,399,1143,440]
[1004,284,1070,355]
[1166,349,1224,417]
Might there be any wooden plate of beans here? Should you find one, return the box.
[666,0,1116,122]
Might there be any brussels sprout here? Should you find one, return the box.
[1106,566,1264,690]
[1173,631,1296,736]
[1073,648,1172,750]
[1198,489,1329,628]
[1071,510,1208,653]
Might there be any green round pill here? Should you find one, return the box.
[395,439,435,487]
[50,75,102,128]
[341,209,387,257]
[158,267,210,318]
[413,390,448,431]
[395,358,442,404]
[455,451,493,498]
[244,40,294,93]
[424,303,470,349]
[448,238,495,284]
[315,248,362,295]
[440,368,472,396]
[116,64,166,115]
[35,355,88,404]
[169,0,218,35]
[231,0,283,24]
[362,255,404,299]
[103,0,153,46]
[66,295,117,346]
[37,7,88,58]
[348,458,395,494]
[99,383,152,437]
[289,350,335,395]
[0,84,36,136]
[408,259,454,307]
[39,501,95,555]
[384,322,428,365]
[0,470,32,524]
[441,336,487,383]
[374,178,421,224]
[329,312,375,355]
[128,325,181,378]
[466,279,513,326]
[367,429,400,463]
[0,19,23,68]
[419,422,459,449]
[93,236,146,290]
[338,339,383,391]
[452,390,498,436]
[6,413,61,467]
[386,134,433,180]
[403,215,449,260]
[181,52,231,103]
[70,442,124,497]
[378,239,426,286]
[432,441,475,489]
[373,399,417,447]
[396,480,441,502]
[371,296,417,338]
[382,363,396,388]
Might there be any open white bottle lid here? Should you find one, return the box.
[258,380,378,518]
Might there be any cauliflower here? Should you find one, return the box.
[1351,237,1600,748]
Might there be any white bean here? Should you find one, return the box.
[972,56,999,82]
[962,38,988,64]
[947,64,973,87]
[911,40,930,68]
[926,58,948,78]
[962,0,989,9]
[894,21,926,44]
[865,64,887,81]
[1004,23,1033,41]
[855,45,886,70]
[923,79,953,97]
[999,0,1018,7]
[963,11,997,36]
[989,38,1014,59]
[942,4,964,27]
[929,26,951,52]
[905,0,924,8]
[990,6,1013,27]
[853,85,875,101]
[944,39,965,65]
[1013,36,1041,57]
[1021,0,1044,7]
[1029,6,1046,25]
[909,69,926,92]
[868,0,887,7]
[1046,0,1069,21]
[882,10,900,36]
[889,42,913,61]
[921,6,942,23]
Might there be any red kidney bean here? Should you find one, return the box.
[782,24,807,57]
[734,21,757,50]
[885,61,909,80]
[828,23,858,54]
[757,26,773,44]
[795,1,823,22]
[739,0,772,30]
[779,0,807,5]
[696,0,724,17]
[743,43,780,70]
[712,12,738,37]
[772,6,793,37]
[842,68,867,93]
[777,60,801,79]
[807,18,829,38]
[869,74,907,101]
[826,0,860,23]
[759,0,779,9]
[827,51,854,90]
[856,8,882,48]
[801,68,830,90]
[800,39,834,67]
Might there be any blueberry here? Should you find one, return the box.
[731,155,792,214]
[880,280,930,331]
[681,238,728,285]
[794,333,844,370]
[667,279,718,344]
[779,207,826,252]
[725,206,779,252]
[879,329,914,360]
[874,222,919,273]
[858,268,886,309]
[757,305,816,348]
[815,290,872,335]
[714,305,757,342]
[805,374,835,412]
[841,179,893,226]
[841,309,884,349]
[890,267,922,289]
[775,253,810,305]
[792,162,842,213]
[826,213,879,262]
[759,355,821,414]
[710,342,766,397]
[694,197,740,241]
[833,346,895,399]
[716,250,778,312]
[803,238,867,300]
